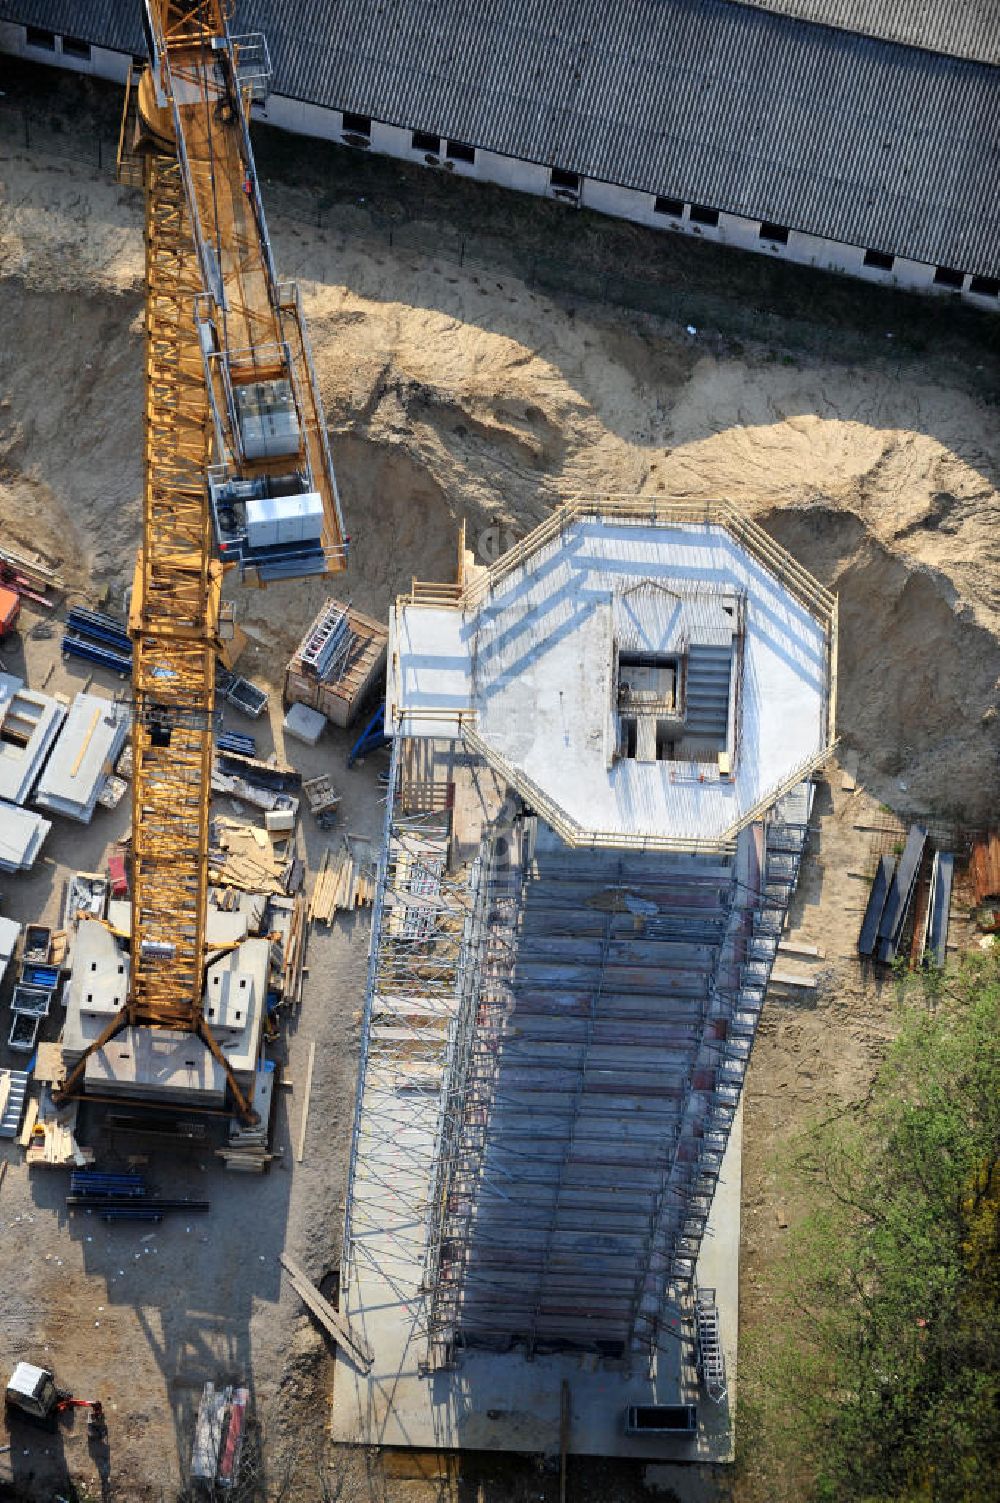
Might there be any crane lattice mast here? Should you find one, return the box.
[57,1,346,1119]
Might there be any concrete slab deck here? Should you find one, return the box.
[390,520,831,843]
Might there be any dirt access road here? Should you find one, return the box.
[0,57,998,1503]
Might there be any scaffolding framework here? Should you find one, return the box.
[340,739,490,1357]
[341,735,813,1375]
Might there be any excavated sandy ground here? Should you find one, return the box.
[0,81,998,1503]
[3,146,998,822]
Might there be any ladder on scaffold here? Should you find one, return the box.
[695,1285,727,1401]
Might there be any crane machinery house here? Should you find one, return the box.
[334,498,837,1462]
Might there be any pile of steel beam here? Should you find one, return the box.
[66,1171,210,1222]
[858,824,929,964]
[62,607,132,673]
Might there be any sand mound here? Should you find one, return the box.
[766,506,1000,819]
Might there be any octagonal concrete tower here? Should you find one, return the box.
[334,499,836,1462]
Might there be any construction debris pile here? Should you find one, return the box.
[211,744,300,817]
[210,816,301,896]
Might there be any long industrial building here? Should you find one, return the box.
[1,0,997,305]
[331,498,836,1459]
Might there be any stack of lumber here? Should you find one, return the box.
[279,893,308,1004]
[0,543,62,609]
[279,1251,374,1370]
[309,850,375,925]
[209,817,292,895]
[22,1092,94,1168]
[217,1126,272,1174]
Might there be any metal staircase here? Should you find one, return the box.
[299,600,354,679]
[685,643,733,738]
[635,784,813,1319]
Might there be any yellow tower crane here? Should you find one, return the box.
[57,2,346,1120]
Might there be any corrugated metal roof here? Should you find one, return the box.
[725,0,1000,66]
[247,0,1000,276]
[2,0,998,276]
[0,0,144,51]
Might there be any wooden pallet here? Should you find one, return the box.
[302,773,340,819]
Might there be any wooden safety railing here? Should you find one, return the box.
[386,706,834,852]
[460,726,741,855]
[393,705,480,729]
[397,495,839,744]
[398,496,837,626]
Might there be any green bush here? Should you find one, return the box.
[761,954,1000,1502]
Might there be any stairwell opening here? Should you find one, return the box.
[615,641,734,765]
